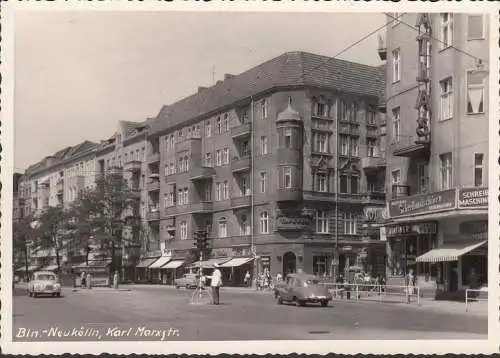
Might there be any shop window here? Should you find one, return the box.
[462,255,487,287]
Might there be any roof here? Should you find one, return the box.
[150,51,385,136]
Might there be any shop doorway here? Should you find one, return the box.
[448,261,458,292]
[283,252,296,276]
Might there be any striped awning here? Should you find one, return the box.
[220,257,254,268]
[416,240,487,263]
[190,258,231,269]
[136,257,160,268]
[15,265,40,273]
[163,260,185,269]
[149,256,172,269]
[40,264,59,271]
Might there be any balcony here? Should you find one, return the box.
[361,191,386,204]
[146,208,160,221]
[378,33,387,61]
[339,125,360,136]
[124,160,142,173]
[391,135,430,158]
[275,188,302,202]
[303,191,336,202]
[147,179,160,192]
[148,152,160,164]
[392,184,410,198]
[231,156,251,173]
[230,195,252,209]
[231,122,252,139]
[189,166,215,181]
[361,156,386,171]
[189,201,214,213]
[366,129,378,139]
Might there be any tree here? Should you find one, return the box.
[13,214,37,281]
[72,171,140,276]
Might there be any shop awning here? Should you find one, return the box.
[149,256,172,269]
[163,260,185,269]
[190,258,231,269]
[136,257,160,268]
[15,265,39,273]
[40,264,59,271]
[416,240,487,263]
[220,257,254,268]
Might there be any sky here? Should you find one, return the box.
[14,11,385,171]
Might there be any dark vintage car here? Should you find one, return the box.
[174,273,199,289]
[274,273,332,307]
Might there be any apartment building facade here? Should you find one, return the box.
[380,13,489,296]
[141,52,388,284]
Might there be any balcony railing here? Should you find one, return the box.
[146,209,160,221]
[231,122,252,139]
[189,166,215,181]
[362,191,386,204]
[392,184,410,198]
[189,201,214,213]
[148,152,160,163]
[275,188,302,202]
[391,135,430,158]
[230,195,252,209]
[361,156,386,170]
[147,180,160,191]
[124,160,142,173]
[231,156,251,173]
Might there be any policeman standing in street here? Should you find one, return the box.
[210,263,222,305]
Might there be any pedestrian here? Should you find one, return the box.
[468,268,479,301]
[244,270,251,287]
[276,272,282,283]
[210,263,222,305]
[405,269,415,303]
[113,270,119,289]
[81,271,86,288]
[86,272,92,290]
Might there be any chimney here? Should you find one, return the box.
[224,73,235,80]
[198,86,208,93]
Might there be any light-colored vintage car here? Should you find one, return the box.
[275,273,332,307]
[174,273,199,289]
[27,271,61,297]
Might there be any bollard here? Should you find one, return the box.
[465,290,469,312]
[356,285,359,303]
[379,285,382,304]
[417,287,420,306]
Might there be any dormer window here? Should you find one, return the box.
[314,97,329,117]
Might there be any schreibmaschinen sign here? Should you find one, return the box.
[458,187,488,208]
[389,189,456,218]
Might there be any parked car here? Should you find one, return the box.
[27,271,61,297]
[174,273,199,289]
[275,273,332,307]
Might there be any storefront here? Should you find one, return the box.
[72,260,112,287]
[134,257,160,283]
[386,187,488,297]
[149,255,173,284]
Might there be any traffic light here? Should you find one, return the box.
[194,230,209,250]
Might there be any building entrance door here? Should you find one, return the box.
[283,252,296,276]
[448,261,458,292]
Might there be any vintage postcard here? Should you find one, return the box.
[1,1,499,355]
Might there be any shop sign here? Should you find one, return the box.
[213,247,250,258]
[386,222,437,237]
[276,216,311,231]
[458,187,488,208]
[389,189,456,218]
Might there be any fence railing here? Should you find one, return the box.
[465,288,488,312]
[320,282,421,306]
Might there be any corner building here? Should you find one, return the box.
[144,52,388,284]
[380,13,489,297]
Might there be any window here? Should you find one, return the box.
[440,77,453,120]
[195,124,201,137]
[350,176,359,194]
[203,182,212,201]
[418,163,430,193]
[342,212,357,235]
[467,15,484,40]
[392,108,401,142]
[241,141,250,156]
[178,158,184,172]
[223,114,230,132]
[187,127,192,138]
[314,101,328,117]
[391,169,401,184]
[223,180,229,199]
[215,182,222,201]
[467,71,485,114]
[316,210,329,233]
[315,172,328,192]
[216,117,222,134]
[241,108,249,123]
[164,165,169,177]
[392,49,400,82]
[180,221,188,240]
[240,175,250,196]
[366,111,376,125]
[240,214,250,235]
[474,153,484,187]
[260,172,267,193]
[216,150,222,166]
[367,139,376,157]
[170,135,175,149]
[340,136,349,156]
[184,156,189,171]
[318,133,328,153]
[260,211,269,234]
[340,175,348,193]
[283,167,292,188]
[205,153,212,167]
[261,99,268,119]
[284,128,292,148]
[440,153,453,189]
[218,218,228,238]
[170,163,175,175]
[260,136,268,155]
[440,13,453,49]
[205,120,211,138]
[350,137,359,157]
[223,148,230,165]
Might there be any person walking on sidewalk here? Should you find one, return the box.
[86,272,92,290]
[405,269,415,304]
[244,271,251,287]
[81,271,86,288]
[210,263,222,305]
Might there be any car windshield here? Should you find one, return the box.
[37,274,56,281]
[302,279,320,287]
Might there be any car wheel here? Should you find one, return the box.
[277,297,283,305]
[320,300,328,307]
[294,298,304,307]
[56,292,61,297]
[52,293,56,297]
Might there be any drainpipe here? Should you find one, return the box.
[250,96,256,289]
[334,101,340,279]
